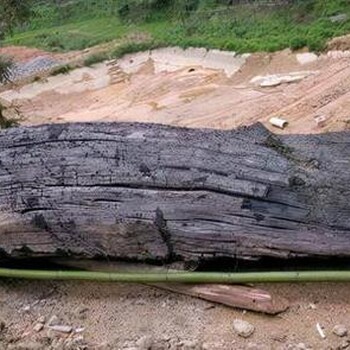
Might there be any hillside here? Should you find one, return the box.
[5,0,350,54]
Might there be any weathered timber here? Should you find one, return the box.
[153,284,289,314]
[0,122,349,261]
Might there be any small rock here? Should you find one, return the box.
[233,319,255,338]
[329,14,348,23]
[8,341,44,350]
[294,343,311,350]
[180,340,201,350]
[271,332,287,343]
[95,343,110,350]
[136,335,153,349]
[202,342,224,350]
[151,341,169,350]
[247,343,268,350]
[22,305,31,313]
[37,316,46,324]
[286,344,309,350]
[64,336,86,349]
[204,304,216,311]
[50,338,64,349]
[76,306,89,320]
[75,327,85,333]
[33,323,44,332]
[48,315,59,326]
[49,325,73,334]
[339,339,350,349]
[296,53,318,65]
[332,324,348,337]
[167,337,181,349]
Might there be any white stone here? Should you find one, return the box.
[233,319,255,338]
[296,53,318,65]
[37,316,46,324]
[332,324,348,337]
[329,14,348,23]
[47,315,59,326]
[33,323,44,332]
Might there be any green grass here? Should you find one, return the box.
[5,17,129,51]
[82,41,163,67]
[83,51,111,66]
[4,1,350,54]
[50,64,73,76]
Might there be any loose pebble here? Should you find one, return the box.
[136,335,154,349]
[75,326,85,333]
[49,325,73,333]
[180,339,201,350]
[48,315,59,326]
[9,56,61,81]
[8,341,44,350]
[332,324,348,337]
[33,323,44,332]
[233,319,255,338]
[37,316,46,324]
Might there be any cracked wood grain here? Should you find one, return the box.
[0,122,349,262]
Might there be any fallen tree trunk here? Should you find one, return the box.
[0,122,349,262]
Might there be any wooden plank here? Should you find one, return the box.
[152,283,289,315]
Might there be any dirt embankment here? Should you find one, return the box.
[1,46,350,134]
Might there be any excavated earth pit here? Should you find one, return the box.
[1,46,350,134]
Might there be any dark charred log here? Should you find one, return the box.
[0,122,349,262]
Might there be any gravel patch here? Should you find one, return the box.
[9,56,61,81]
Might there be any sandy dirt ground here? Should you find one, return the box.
[1,44,350,349]
[2,277,350,350]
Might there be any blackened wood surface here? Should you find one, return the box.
[0,122,349,261]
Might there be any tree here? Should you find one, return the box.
[0,0,31,128]
[0,0,31,39]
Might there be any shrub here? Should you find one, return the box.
[0,56,14,84]
[50,65,72,76]
[0,105,19,129]
[111,41,162,58]
[290,37,307,50]
[84,52,110,66]
[307,37,325,52]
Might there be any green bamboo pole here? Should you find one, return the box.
[1,268,350,283]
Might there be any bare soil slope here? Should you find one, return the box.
[1,47,350,134]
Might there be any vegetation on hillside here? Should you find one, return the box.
[4,0,350,54]
[0,0,30,128]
